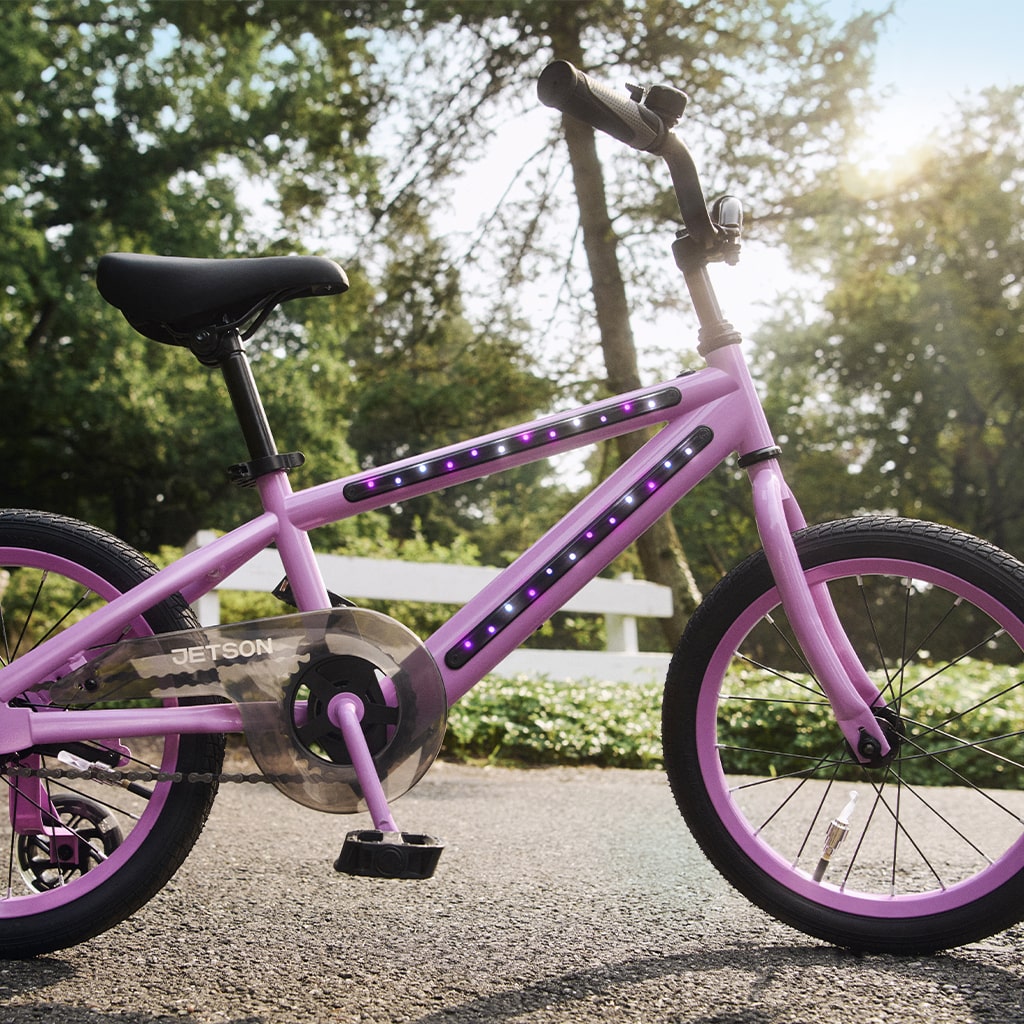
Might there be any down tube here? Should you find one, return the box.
[431,397,744,703]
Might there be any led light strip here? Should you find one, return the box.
[444,425,714,670]
[343,387,683,503]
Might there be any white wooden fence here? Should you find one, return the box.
[185,531,673,683]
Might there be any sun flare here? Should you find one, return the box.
[842,104,936,198]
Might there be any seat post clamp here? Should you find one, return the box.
[227,451,305,487]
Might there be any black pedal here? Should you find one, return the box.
[334,829,444,880]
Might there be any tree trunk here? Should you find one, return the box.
[549,14,702,644]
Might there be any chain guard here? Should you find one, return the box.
[42,608,447,813]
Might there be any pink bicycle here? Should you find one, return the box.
[3,62,1024,958]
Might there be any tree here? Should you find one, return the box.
[349,0,885,643]
[1,0,568,565]
[755,86,1024,552]
[343,212,565,556]
[0,1,382,547]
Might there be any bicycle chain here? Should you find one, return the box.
[4,763,329,787]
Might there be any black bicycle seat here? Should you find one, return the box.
[97,252,349,348]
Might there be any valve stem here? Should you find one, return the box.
[813,791,858,883]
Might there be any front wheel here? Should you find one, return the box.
[663,517,1024,953]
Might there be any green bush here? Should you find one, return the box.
[443,676,664,768]
[442,662,1024,789]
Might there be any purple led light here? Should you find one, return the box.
[445,420,712,673]
[350,385,687,510]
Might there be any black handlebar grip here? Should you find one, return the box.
[537,60,664,152]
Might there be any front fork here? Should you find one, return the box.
[747,460,891,763]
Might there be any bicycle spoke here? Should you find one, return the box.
[718,560,1024,900]
[900,717,1024,773]
[750,613,816,683]
[887,772,999,862]
[7,570,46,663]
[722,692,830,709]
[928,679,1024,734]
[0,601,10,667]
[890,632,1012,707]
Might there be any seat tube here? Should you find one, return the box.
[748,460,891,761]
[257,472,331,611]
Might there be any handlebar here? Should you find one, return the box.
[537,60,721,254]
[536,60,665,152]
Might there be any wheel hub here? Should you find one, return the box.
[856,706,906,769]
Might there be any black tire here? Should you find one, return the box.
[0,509,224,957]
[663,516,1024,953]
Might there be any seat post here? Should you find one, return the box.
[218,331,278,462]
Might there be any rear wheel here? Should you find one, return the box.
[0,509,224,957]
[663,517,1024,953]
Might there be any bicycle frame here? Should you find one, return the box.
[0,286,889,772]
[9,55,1024,960]
[0,93,896,834]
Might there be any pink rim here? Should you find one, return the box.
[0,547,180,917]
[696,556,1024,918]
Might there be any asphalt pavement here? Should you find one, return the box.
[2,762,1023,1023]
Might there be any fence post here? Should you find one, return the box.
[604,572,640,653]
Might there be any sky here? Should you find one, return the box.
[832,0,1024,147]
[443,1,1024,351]
[710,0,1024,327]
